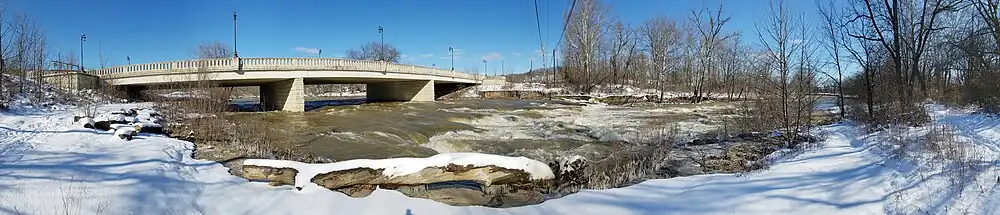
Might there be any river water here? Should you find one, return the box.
[227,98,737,162]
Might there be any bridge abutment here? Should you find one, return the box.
[366,80,435,102]
[260,78,305,112]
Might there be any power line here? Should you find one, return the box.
[553,0,578,51]
[533,0,545,68]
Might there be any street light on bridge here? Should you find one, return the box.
[482,60,487,77]
[449,47,454,71]
[233,12,238,58]
[377,26,384,61]
[80,34,86,72]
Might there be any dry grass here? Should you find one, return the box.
[576,126,677,190]
[847,102,931,130]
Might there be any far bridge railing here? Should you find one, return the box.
[90,57,484,81]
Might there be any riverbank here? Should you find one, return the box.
[2,102,993,214]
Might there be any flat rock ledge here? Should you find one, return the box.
[241,164,556,207]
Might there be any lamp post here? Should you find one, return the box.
[377,26,384,61]
[318,49,322,58]
[449,47,454,71]
[482,60,487,77]
[233,12,238,58]
[127,56,131,65]
[80,34,86,72]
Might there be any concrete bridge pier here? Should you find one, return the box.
[366,80,435,102]
[260,78,305,112]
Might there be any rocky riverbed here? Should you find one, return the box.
[144,97,831,207]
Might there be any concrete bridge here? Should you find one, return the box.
[80,57,497,112]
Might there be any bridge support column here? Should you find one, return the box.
[366,80,435,102]
[260,78,305,112]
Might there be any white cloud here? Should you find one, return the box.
[400,54,418,62]
[533,49,555,58]
[481,52,503,61]
[294,47,321,55]
[440,47,464,60]
[512,52,522,57]
[420,54,435,58]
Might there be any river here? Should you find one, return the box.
[226,98,738,163]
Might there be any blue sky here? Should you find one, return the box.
[15,0,818,75]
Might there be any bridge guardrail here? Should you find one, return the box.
[91,57,489,81]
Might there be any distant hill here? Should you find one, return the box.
[503,67,564,83]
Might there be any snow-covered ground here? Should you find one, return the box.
[470,82,751,100]
[313,91,366,97]
[0,103,997,214]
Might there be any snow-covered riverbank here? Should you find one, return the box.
[0,103,996,214]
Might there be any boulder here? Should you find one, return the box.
[114,126,139,141]
[242,165,298,187]
[135,122,165,134]
[110,108,137,117]
[89,121,112,131]
[335,184,377,198]
[309,164,537,190]
[658,156,703,177]
[484,186,545,208]
[395,186,488,206]
[77,117,96,129]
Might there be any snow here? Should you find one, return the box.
[245,153,555,189]
[555,155,586,173]
[112,125,137,135]
[0,102,996,214]
[314,91,367,97]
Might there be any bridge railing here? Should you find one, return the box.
[91,57,481,80]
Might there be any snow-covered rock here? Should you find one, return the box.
[77,117,96,129]
[113,125,139,141]
[549,155,588,187]
[243,153,554,191]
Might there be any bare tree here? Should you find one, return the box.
[818,0,848,119]
[957,0,1000,112]
[746,0,819,136]
[195,41,232,59]
[689,4,734,103]
[9,11,45,97]
[0,0,8,102]
[562,0,612,93]
[846,0,959,103]
[640,16,681,101]
[345,41,401,63]
[605,20,640,92]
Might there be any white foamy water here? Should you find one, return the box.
[422,103,734,158]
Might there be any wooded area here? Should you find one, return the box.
[555,0,1000,131]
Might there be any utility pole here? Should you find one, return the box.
[99,40,105,69]
[449,47,454,70]
[233,12,238,58]
[80,34,87,72]
[552,49,557,87]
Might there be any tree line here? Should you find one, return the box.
[558,0,1000,132]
